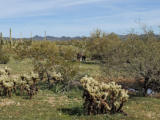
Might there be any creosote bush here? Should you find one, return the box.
[0,55,10,64]
[0,45,10,64]
[80,76,129,115]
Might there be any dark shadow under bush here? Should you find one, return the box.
[58,107,84,116]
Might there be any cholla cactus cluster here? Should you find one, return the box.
[80,76,129,115]
[0,67,39,99]
[34,61,63,89]
[20,72,39,99]
[0,67,10,75]
[50,71,63,82]
[47,71,63,89]
[0,67,13,97]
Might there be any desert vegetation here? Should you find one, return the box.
[0,28,160,120]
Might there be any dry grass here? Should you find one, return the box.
[0,99,15,107]
[0,58,160,120]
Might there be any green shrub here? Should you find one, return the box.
[0,55,10,64]
[0,45,10,64]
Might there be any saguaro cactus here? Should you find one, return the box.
[0,32,3,45]
[31,32,33,41]
[44,31,47,41]
[0,32,2,39]
[10,28,12,42]
[9,28,12,46]
[20,32,23,42]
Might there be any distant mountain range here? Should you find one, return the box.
[32,35,84,41]
[2,34,160,41]
[2,35,84,41]
[24,34,160,41]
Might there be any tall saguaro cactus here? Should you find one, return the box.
[0,32,2,40]
[10,28,12,45]
[44,31,47,41]
[0,32,3,45]
[10,28,12,41]
[31,32,33,41]
[20,32,23,42]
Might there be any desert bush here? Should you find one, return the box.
[12,41,32,60]
[34,59,79,91]
[80,76,129,115]
[121,34,160,96]
[30,41,58,60]
[0,55,10,64]
[100,29,160,96]
[87,30,121,60]
[33,60,62,88]
[54,60,80,91]
[13,40,58,61]
[58,45,78,61]
[0,46,10,64]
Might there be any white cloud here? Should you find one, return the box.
[0,0,106,18]
[62,0,106,7]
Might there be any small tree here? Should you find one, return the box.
[102,30,160,96]
[128,41,160,95]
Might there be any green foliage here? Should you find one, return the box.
[58,45,78,60]
[80,76,129,115]
[101,30,160,96]
[0,55,10,64]
[13,40,32,59]
[13,40,58,60]
[127,40,160,95]
[87,30,121,60]
[55,60,79,83]
[33,59,80,92]
[30,41,58,60]
[0,45,10,64]
[33,60,64,90]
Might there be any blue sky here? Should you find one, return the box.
[0,0,160,37]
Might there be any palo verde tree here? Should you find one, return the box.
[87,30,121,60]
[102,29,160,96]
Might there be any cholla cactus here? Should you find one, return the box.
[47,71,63,89]
[80,76,129,115]
[50,71,63,81]
[0,68,7,75]
[0,67,10,76]
[20,72,39,99]
[30,72,39,82]
[0,67,39,99]
[0,75,14,97]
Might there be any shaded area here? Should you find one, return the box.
[58,107,84,116]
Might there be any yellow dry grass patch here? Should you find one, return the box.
[0,99,15,107]
[44,95,81,107]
